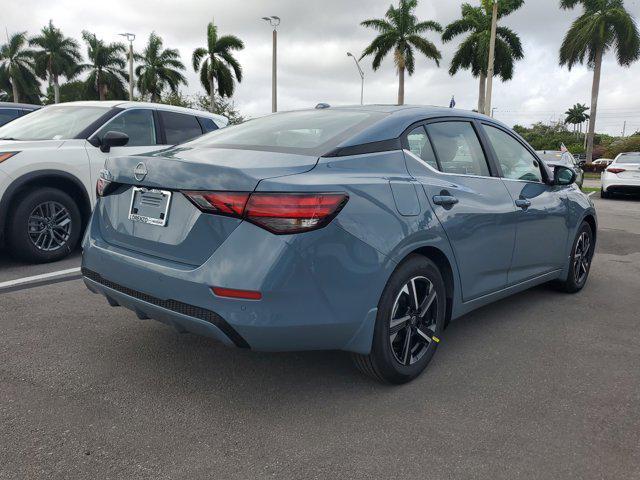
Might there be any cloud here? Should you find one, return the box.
[2,0,639,134]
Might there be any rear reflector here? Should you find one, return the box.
[183,191,348,234]
[606,167,626,174]
[211,286,262,300]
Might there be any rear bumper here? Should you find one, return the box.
[82,214,393,353]
[602,174,640,194]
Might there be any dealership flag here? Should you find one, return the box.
[449,96,456,108]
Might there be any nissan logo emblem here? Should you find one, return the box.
[134,162,148,181]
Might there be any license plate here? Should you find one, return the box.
[128,187,172,226]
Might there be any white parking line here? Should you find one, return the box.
[0,267,81,292]
[588,192,595,197]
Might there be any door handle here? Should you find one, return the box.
[433,195,459,206]
[515,198,531,209]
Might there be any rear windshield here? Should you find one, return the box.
[616,153,640,164]
[186,109,387,155]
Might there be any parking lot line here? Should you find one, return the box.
[0,267,82,294]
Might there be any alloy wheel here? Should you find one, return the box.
[573,231,591,285]
[27,201,72,252]
[389,276,439,366]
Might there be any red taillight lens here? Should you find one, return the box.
[245,193,348,233]
[183,191,249,216]
[183,191,348,234]
[607,167,626,174]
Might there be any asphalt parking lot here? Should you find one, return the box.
[1,194,639,479]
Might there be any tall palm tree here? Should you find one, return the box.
[442,1,524,113]
[79,32,127,101]
[564,103,589,135]
[0,32,38,103]
[135,32,187,103]
[360,0,442,105]
[192,20,244,112]
[560,0,640,162]
[30,21,82,104]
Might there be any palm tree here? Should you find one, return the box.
[0,32,38,103]
[564,103,589,135]
[30,21,82,104]
[135,32,187,103]
[442,1,524,113]
[560,0,640,162]
[79,31,127,101]
[360,0,442,105]
[192,21,244,112]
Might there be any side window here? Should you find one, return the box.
[160,111,203,144]
[197,117,219,133]
[406,125,438,169]
[96,109,156,147]
[426,122,490,176]
[483,125,542,182]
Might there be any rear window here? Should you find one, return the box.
[616,153,640,164]
[160,111,203,145]
[187,109,387,155]
[197,117,218,133]
[0,108,21,127]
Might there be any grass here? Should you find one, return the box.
[581,187,600,194]
[584,172,601,180]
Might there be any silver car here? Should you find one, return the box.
[536,150,584,188]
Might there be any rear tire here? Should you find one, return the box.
[555,221,594,294]
[7,187,82,263]
[352,254,446,384]
[600,188,610,199]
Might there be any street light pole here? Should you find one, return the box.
[484,0,498,116]
[347,52,365,105]
[262,16,280,113]
[119,33,136,101]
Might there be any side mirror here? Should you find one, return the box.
[554,165,577,186]
[98,131,129,153]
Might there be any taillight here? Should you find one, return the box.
[96,169,115,197]
[607,167,625,174]
[183,191,348,234]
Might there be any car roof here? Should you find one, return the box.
[43,101,228,125]
[305,104,510,149]
[0,101,42,110]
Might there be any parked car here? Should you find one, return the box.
[82,105,596,384]
[0,102,41,127]
[0,101,227,263]
[593,158,613,167]
[536,150,584,188]
[601,152,640,198]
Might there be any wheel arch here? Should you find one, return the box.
[0,170,91,244]
[405,245,455,328]
[582,213,597,247]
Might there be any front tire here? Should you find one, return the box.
[556,221,594,294]
[353,254,446,384]
[7,187,82,263]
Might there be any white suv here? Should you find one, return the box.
[601,152,640,199]
[0,101,227,263]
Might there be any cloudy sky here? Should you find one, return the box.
[3,0,640,134]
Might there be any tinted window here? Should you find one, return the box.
[484,125,542,182]
[96,109,156,146]
[0,106,108,140]
[426,122,490,176]
[186,109,387,155]
[198,117,218,133]
[160,111,203,144]
[407,125,438,169]
[0,108,21,127]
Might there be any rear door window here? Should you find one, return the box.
[425,122,490,177]
[160,111,203,144]
[0,108,21,127]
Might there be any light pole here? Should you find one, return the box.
[347,52,364,105]
[262,16,280,113]
[119,33,136,101]
[484,0,498,116]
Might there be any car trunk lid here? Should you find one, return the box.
[97,147,319,266]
